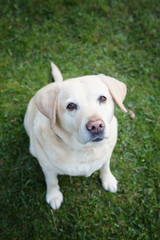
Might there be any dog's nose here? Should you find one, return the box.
[86,119,105,134]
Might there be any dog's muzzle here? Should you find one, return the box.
[86,119,105,142]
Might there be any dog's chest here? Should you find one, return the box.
[53,146,108,177]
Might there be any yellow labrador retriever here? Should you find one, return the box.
[24,62,127,209]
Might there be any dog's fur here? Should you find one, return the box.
[24,62,127,209]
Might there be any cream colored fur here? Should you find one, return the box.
[24,63,127,210]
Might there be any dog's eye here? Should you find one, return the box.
[67,103,77,111]
[99,96,107,103]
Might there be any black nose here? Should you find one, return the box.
[86,119,105,134]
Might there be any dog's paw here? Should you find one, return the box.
[101,172,118,193]
[46,190,63,210]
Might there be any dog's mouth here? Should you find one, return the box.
[92,137,104,142]
[89,131,105,143]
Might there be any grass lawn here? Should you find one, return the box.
[0,0,160,239]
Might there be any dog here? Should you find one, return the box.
[24,62,127,210]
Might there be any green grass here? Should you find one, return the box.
[0,0,160,239]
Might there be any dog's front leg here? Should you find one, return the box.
[42,169,63,210]
[100,154,118,193]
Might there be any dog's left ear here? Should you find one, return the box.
[99,74,127,112]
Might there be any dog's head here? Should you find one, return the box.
[36,74,127,145]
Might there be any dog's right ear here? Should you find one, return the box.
[35,83,60,128]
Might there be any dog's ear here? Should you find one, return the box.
[99,74,127,112]
[35,83,60,128]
